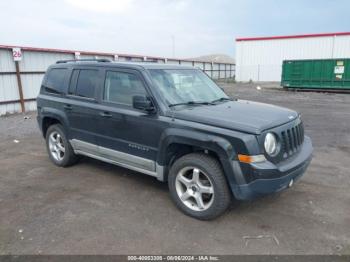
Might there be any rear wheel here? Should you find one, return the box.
[168,153,231,220]
[46,124,78,167]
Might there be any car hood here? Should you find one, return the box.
[172,100,298,134]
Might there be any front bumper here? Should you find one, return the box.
[231,136,313,200]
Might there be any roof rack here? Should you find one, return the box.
[56,58,112,64]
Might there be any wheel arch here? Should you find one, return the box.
[40,108,69,138]
[157,128,237,184]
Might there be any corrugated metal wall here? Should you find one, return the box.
[0,46,235,115]
[236,35,350,82]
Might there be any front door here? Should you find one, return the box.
[95,69,164,174]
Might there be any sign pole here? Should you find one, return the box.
[12,48,25,113]
[14,60,25,113]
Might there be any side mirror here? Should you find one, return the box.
[132,95,155,113]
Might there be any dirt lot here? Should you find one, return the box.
[0,83,349,255]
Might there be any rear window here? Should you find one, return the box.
[45,68,68,94]
[75,69,99,99]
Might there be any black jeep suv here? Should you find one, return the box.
[37,59,313,220]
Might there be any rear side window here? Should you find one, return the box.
[75,69,99,98]
[68,69,80,95]
[45,68,68,94]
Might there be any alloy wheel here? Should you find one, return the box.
[48,131,65,161]
[175,166,214,211]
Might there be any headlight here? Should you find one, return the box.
[264,133,278,156]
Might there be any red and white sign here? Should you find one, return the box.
[75,52,80,60]
[12,48,22,61]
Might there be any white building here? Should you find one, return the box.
[235,32,350,82]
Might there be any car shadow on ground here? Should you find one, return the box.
[77,155,285,218]
[78,156,169,192]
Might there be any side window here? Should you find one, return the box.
[75,69,99,99]
[68,69,79,95]
[104,71,147,105]
[44,68,68,94]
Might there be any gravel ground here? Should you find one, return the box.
[0,83,349,255]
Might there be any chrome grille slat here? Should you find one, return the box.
[280,121,304,158]
[287,129,293,154]
[293,127,298,150]
[301,122,304,143]
[281,131,287,157]
[291,128,295,151]
[298,124,302,145]
[294,127,298,147]
[296,125,301,146]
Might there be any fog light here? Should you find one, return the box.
[288,179,294,188]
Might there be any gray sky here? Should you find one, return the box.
[1,0,349,58]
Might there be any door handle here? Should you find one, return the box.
[64,104,72,110]
[100,112,112,118]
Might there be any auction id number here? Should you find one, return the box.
[128,256,219,261]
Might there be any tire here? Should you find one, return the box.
[168,153,231,220]
[45,124,78,167]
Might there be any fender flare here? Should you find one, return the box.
[40,107,70,137]
[157,128,235,164]
[157,128,243,186]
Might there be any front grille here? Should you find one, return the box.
[281,122,304,158]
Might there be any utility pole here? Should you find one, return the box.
[171,35,175,58]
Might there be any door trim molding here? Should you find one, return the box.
[70,139,165,181]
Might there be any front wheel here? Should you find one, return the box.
[168,153,231,220]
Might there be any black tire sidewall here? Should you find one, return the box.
[168,153,231,220]
[45,124,75,167]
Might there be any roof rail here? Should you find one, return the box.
[56,58,112,64]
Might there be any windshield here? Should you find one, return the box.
[148,69,229,106]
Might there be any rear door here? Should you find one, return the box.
[65,67,103,154]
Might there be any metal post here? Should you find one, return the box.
[15,61,25,113]
[171,35,175,58]
[331,36,336,59]
[225,64,227,79]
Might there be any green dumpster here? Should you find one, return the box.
[281,59,350,90]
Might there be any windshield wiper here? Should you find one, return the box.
[168,101,214,108]
[211,97,233,103]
